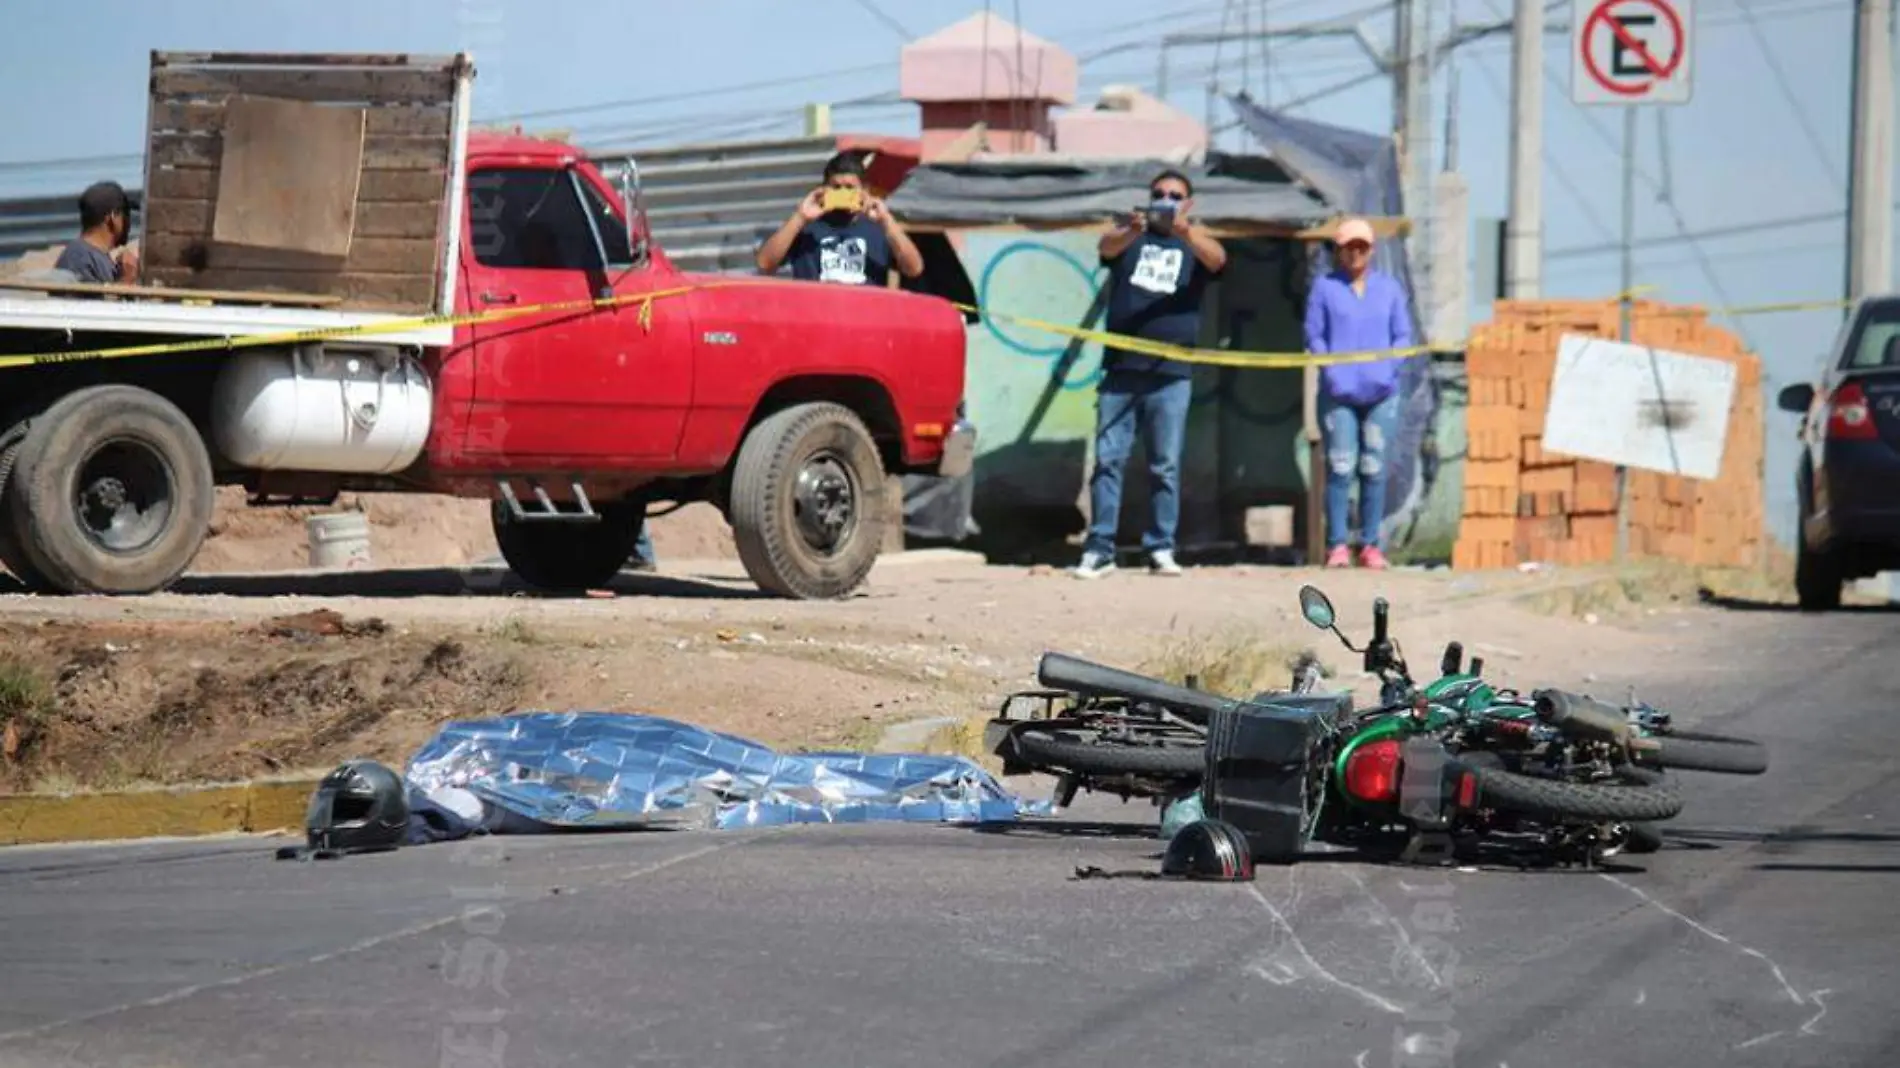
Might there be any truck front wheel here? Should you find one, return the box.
[491,499,645,592]
[2,386,215,595]
[728,401,888,600]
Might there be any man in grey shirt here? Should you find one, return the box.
[53,181,139,285]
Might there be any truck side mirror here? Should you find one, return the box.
[1777,382,1815,413]
[619,158,648,265]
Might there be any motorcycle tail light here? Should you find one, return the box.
[1343,739,1403,803]
[1455,770,1478,809]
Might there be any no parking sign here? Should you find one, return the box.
[1571,0,1695,106]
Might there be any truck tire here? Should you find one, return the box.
[3,386,215,596]
[491,499,644,592]
[0,423,50,591]
[728,401,887,600]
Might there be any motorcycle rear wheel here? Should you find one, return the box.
[1010,728,1205,777]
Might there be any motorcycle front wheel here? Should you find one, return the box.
[1468,765,1685,823]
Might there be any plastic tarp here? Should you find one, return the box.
[1223,91,1425,356]
[887,155,1336,229]
[401,712,1042,837]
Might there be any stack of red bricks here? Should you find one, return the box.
[1452,299,1765,571]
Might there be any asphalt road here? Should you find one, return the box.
[3,606,1898,1068]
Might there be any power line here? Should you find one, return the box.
[1547,209,1851,258]
[1546,234,1843,278]
[1733,0,1847,192]
[1465,42,1620,245]
[486,63,897,124]
[1649,109,1765,355]
[1475,0,1840,350]
[849,0,915,41]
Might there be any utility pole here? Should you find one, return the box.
[1847,0,1894,302]
[1505,0,1544,298]
[1614,104,1637,562]
[1394,0,1434,325]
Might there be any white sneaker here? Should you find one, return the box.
[1149,550,1184,576]
[1072,551,1117,579]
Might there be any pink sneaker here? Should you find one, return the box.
[1359,546,1389,570]
[1325,545,1353,569]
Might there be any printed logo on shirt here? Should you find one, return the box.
[817,236,869,285]
[1129,244,1185,295]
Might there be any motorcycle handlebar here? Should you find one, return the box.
[1037,651,1235,719]
[1440,641,1464,676]
[1532,688,1632,743]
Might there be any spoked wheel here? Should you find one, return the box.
[1636,730,1770,775]
[1009,726,1206,778]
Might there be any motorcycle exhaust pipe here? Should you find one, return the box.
[1532,689,1633,744]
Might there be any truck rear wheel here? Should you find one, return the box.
[0,423,50,591]
[491,499,644,592]
[2,386,215,596]
[728,401,887,600]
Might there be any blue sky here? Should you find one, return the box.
[0,0,1884,547]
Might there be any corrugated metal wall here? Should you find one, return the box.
[1,136,834,276]
[0,191,144,261]
[595,135,839,276]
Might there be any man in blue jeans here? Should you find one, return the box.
[1304,217,1415,570]
[1074,169,1227,579]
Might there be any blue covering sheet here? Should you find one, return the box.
[402,712,1042,837]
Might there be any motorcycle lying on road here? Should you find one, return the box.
[985,583,1769,868]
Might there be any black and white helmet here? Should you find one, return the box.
[304,759,410,855]
[1162,818,1255,882]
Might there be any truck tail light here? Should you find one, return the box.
[1342,739,1402,803]
[1826,382,1878,440]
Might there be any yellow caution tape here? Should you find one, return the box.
[0,276,1862,374]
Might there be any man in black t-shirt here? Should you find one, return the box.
[755,151,923,286]
[1073,169,1227,580]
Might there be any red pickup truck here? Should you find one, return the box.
[0,53,971,601]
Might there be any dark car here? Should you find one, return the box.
[1778,294,1900,610]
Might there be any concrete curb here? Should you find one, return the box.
[0,778,319,847]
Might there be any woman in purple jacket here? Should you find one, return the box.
[1303,217,1414,570]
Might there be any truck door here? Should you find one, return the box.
[459,163,695,464]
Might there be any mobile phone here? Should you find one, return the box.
[821,188,863,214]
[1145,201,1177,236]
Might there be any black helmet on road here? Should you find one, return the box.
[304,759,410,855]
[1162,818,1255,882]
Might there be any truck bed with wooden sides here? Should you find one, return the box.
[0,50,973,601]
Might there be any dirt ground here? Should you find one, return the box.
[0,507,1803,795]
[191,488,738,572]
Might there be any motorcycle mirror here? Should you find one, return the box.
[1297,585,1336,630]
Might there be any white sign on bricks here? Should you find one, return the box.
[1541,333,1736,480]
